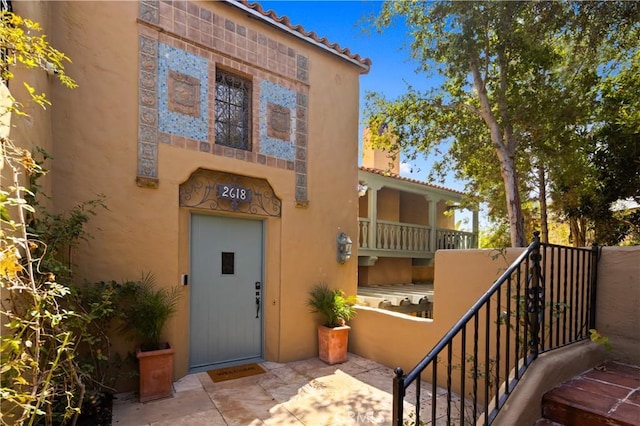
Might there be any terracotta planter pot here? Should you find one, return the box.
[317,325,350,365]
[136,343,175,402]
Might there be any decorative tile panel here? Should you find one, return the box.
[158,43,208,142]
[167,70,200,117]
[295,54,307,82]
[139,0,159,25]
[139,0,312,202]
[266,103,291,141]
[295,96,309,206]
[259,80,296,161]
[137,34,159,188]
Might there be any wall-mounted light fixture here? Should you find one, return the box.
[337,232,353,264]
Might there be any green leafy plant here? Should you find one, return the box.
[589,329,612,351]
[0,10,129,424]
[0,10,77,114]
[118,274,181,351]
[306,282,357,328]
[70,280,134,390]
[0,145,114,425]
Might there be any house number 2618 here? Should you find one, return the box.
[217,184,252,203]
[222,186,247,200]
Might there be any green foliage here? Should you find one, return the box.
[589,329,612,351]
[0,10,76,109]
[22,147,107,284]
[365,1,639,247]
[306,282,357,328]
[0,10,125,426]
[68,280,133,390]
[118,273,181,351]
[0,141,116,424]
[478,222,510,250]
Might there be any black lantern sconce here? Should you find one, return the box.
[337,232,353,264]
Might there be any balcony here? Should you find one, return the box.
[434,228,476,250]
[357,218,476,262]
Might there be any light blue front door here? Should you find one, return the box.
[189,214,264,371]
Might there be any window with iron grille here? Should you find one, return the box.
[215,69,251,151]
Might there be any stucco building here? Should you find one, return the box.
[355,131,478,317]
[10,0,370,380]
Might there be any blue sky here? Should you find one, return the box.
[258,1,464,191]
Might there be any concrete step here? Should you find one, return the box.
[540,360,640,426]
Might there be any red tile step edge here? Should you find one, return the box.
[540,360,640,426]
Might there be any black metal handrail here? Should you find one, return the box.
[392,232,599,425]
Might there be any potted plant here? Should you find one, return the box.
[306,282,357,365]
[119,274,181,402]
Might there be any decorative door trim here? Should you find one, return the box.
[179,168,281,217]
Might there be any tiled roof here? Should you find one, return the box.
[359,166,465,195]
[226,0,372,73]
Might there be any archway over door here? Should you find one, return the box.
[179,168,282,217]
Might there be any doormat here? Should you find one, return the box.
[207,363,266,383]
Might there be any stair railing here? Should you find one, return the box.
[392,232,599,425]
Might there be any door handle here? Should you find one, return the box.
[255,281,261,318]
[256,296,260,318]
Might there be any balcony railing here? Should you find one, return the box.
[358,218,475,255]
[436,228,476,250]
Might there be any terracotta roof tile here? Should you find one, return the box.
[227,0,372,72]
[359,166,465,195]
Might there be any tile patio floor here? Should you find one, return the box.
[540,360,640,425]
[112,353,467,425]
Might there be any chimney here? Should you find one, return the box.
[361,127,400,174]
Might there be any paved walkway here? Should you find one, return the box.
[112,353,466,425]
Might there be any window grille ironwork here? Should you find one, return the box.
[215,69,251,151]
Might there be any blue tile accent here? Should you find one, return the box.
[158,43,208,141]
[259,80,296,161]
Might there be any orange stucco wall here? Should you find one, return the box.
[357,251,436,286]
[412,265,434,282]
[399,192,429,225]
[358,193,368,218]
[436,200,454,228]
[358,257,413,286]
[595,246,640,364]
[376,188,400,221]
[11,0,364,384]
